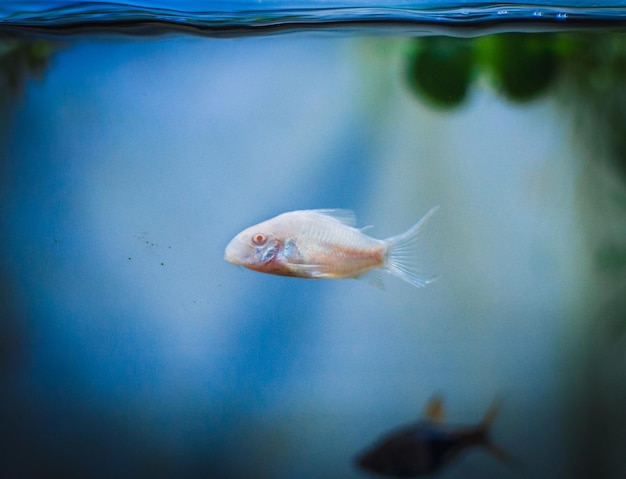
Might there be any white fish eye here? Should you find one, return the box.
[251,233,267,246]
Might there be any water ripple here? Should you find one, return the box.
[0,1,625,36]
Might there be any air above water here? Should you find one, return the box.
[1,1,626,479]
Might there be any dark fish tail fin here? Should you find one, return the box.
[480,399,502,430]
[486,441,515,465]
[479,399,516,466]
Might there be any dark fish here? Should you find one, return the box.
[356,396,510,477]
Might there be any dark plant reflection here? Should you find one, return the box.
[405,37,475,108]
[564,35,626,479]
[403,33,589,108]
[404,33,559,107]
[0,39,54,394]
[0,40,55,107]
[407,32,626,479]
[479,34,560,102]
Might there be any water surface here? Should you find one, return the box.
[2,0,626,36]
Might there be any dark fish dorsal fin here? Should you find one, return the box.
[311,209,357,227]
[423,396,445,423]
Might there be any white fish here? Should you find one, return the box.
[224,207,438,288]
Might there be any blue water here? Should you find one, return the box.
[2,2,626,479]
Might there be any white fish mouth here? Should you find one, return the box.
[224,242,242,265]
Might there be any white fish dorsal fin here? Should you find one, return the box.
[423,396,445,423]
[310,209,357,227]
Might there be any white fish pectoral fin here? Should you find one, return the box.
[285,262,330,279]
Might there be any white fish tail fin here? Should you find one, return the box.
[384,206,439,288]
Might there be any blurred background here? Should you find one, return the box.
[1,28,626,479]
